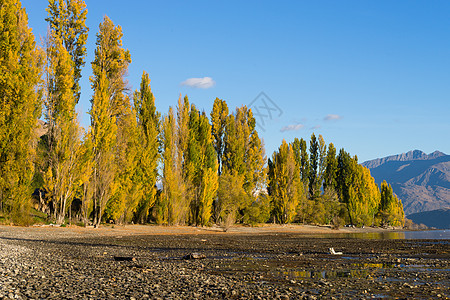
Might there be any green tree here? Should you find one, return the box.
[89,16,131,227]
[323,142,338,192]
[173,95,191,223]
[299,138,309,190]
[317,134,327,191]
[0,0,44,223]
[215,171,247,229]
[346,165,380,226]
[221,106,266,221]
[210,97,229,175]
[107,96,142,224]
[160,107,188,225]
[308,133,319,199]
[46,0,88,103]
[42,34,82,225]
[379,180,404,227]
[134,71,160,223]
[336,149,382,226]
[77,133,94,226]
[185,106,218,226]
[267,140,302,224]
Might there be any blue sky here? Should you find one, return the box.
[22,0,450,162]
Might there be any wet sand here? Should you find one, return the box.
[0,225,448,299]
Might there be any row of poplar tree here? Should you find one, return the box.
[268,137,404,227]
[0,0,404,227]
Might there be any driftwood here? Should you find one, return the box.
[329,248,343,255]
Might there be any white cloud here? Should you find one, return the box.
[311,125,321,130]
[181,77,215,89]
[324,114,343,121]
[280,123,304,132]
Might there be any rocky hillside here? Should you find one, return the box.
[362,150,450,216]
[407,208,450,229]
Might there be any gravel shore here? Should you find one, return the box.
[0,225,448,299]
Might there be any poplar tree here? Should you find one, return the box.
[89,16,131,227]
[267,140,302,223]
[185,106,218,225]
[107,96,141,224]
[78,133,94,226]
[223,106,265,197]
[161,107,187,224]
[220,106,266,223]
[323,142,338,192]
[299,138,310,190]
[308,133,319,199]
[317,134,327,192]
[210,97,229,175]
[379,181,404,226]
[358,166,381,226]
[46,0,88,103]
[42,34,81,225]
[336,149,383,226]
[344,163,380,226]
[134,71,160,223]
[176,95,191,221]
[0,0,43,223]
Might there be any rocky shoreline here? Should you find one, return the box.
[0,225,448,299]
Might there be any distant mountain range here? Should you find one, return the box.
[362,150,450,222]
[407,208,450,229]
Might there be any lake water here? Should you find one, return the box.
[332,230,450,240]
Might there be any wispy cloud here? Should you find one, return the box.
[181,77,215,89]
[324,114,343,121]
[280,123,304,132]
[311,125,321,130]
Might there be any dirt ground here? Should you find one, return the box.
[0,225,448,299]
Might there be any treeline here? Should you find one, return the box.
[0,0,404,227]
[268,138,404,227]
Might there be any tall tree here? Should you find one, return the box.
[317,134,327,192]
[379,180,404,226]
[323,142,338,192]
[308,133,319,199]
[107,96,142,224]
[175,95,191,222]
[46,0,88,103]
[77,132,94,226]
[161,107,187,225]
[221,106,266,221]
[336,149,356,223]
[210,97,229,175]
[0,0,44,223]
[89,16,131,227]
[336,149,384,226]
[42,34,82,225]
[299,138,309,190]
[223,107,265,195]
[134,71,160,223]
[185,106,218,225]
[267,140,302,224]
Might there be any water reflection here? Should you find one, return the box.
[278,269,370,279]
[340,232,406,240]
[324,230,449,240]
[277,262,394,280]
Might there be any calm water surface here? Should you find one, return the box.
[333,230,450,240]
